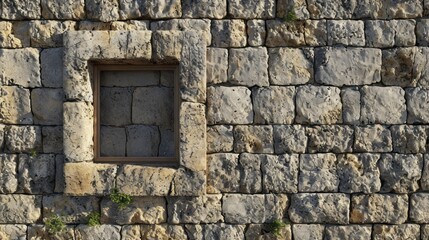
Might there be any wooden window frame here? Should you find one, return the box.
[93,64,180,166]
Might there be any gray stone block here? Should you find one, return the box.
[168,195,223,224]
[239,153,262,194]
[126,125,160,157]
[262,154,299,193]
[1,0,41,19]
[222,194,265,224]
[268,48,313,85]
[42,126,63,154]
[325,225,372,240]
[266,20,305,47]
[247,20,266,46]
[327,20,365,46]
[206,48,228,85]
[299,153,339,192]
[233,125,273,154]
[354,125,392,152]
[132,87,173,126]
[31,88,64,125]
[41,48,63,88]
[211,20,246,47]
[43,195,99,224]
[253,86,295,124]
[0,48,41,88]
[391,125,427,153]
[341,87,361,124]
[306,125,353,153]
[0,154,18,193]
[100,126,126,157]
[18,154,55,194]
[5,125,42,153]
[29,20,76,48]
[274,125,307,154]
[0,195,41,223]
[207,153,240,193]
[228,0,275,18]
[75,225,121,240]
[228,47,269,87]
[410,193,429,223]
[41,0,85,19]
[0,86,33,125]
[182,0,226,18]
[100,87,132,126]
[373,224,420,240]
[207,125,234,153]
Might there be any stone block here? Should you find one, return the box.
[121,225,141,240]
[341,87,361,124]
[5,125,42,153]
[315,47,382,86]
[206,48,228,85]
[407,87,429,123]
[207,125,233,153]
[277,0,310,20]
[264,194,289,222]
[118,0,148,19]
[31,88,63,125]
[292,224,324,240]
[233,125,273,154]
[211,20,246,47]
[1,0,41,19]
[78,21,111,30]
[141,225,187,239]
[207,86,253,124]
[381,47,420,87]
[266,20,305,47]
[380,0,423,18]
[0,21,30,48]
[253,87,295,124]
[325,225,372,240]
[75,225,121,240]
[29,20,76,47]
[289,193,349,224]
[0,86,32,125]
[41,0,85,19]
[222,194,265,223]
[132,87,173,126]
[168,195,223,224]
[239,153,262,193]
[410,193,429,223]
[148,0,181,18]
[417,19,429,46]
[228,48,269,87]
[373,224,420,240]
[43,195,99,224]
[0,125,3,151]
[18,154,55,194]
[422,155,429,190]
[41,48,63,88]
[273,125,307,154]
[268,48,313,85]
[423,225,429,240]
[337,154,381,194]
[295,85,342,124]
[54,155,65,193]
[203,224,246,239]
[366,20,416,47]
[228,0,275,18]
[247,20,266,46]
[299,153,339,192]
[100,87,132,126]
[182,0,226,18]
[391,125,427,153]
[307,0,353,19]
[159,127,174,157]
[86,0,119,22]
[304,20,327,46]
[100,127,126,157]
[27,225,75,240]
[151,19,211,45]
[42,126,63,154]
[327,20,365,46]
[351,194,408,224]
[0,48,41,88]
[110,20,149,30]
[126,125,159,157]
[0,225,26,239]
[0,195,41,223]
[0,154,18,193]
[354,125,392,152]
[207,153,240,193]
[262,154,299,193]
[306,125,353,153]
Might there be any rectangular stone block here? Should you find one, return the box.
[222,194,265,224]
[0,225,26,239]
[325,225,372,240]
[341,87,361,124]
[207,153,240,193]
[168,195,223,224]
[299,154,339,192]
[207,125,234,153]
[0,86,32,125]
[18,154,55,194]
[5,125,42,153]
[304,20,327,46]
[29,20,76,47]
[233,125,273,154]
[228,0,275,18]
[0,154,18,193]
[391,125,427,153]
[141,224,187,239]
[422,154,429,190]
[354,125,392,152]
[373,224,420,240]
[292,224,324,240]
[126,125,159,157]
[327,20,365,46]
[228,47,269,87]
[0,195,41,223]
[252,86,295,124]
[31,88,64,125]
[42,126,63,154]
[75,225,121,240]
[262,154,299,193]
[266,20,305,47]
[0,21,30,48]
[43,195,99,224]
[151,19,211,45]
[28,225,75,240]
[211,20,246,47]
[1,0,41,19]
[204,224,246,239]
[206,48,228,85]
[273,125,307,154]
[86,0,119,22]
[41,48,63,88]
[41,0,85,19]
[407,87,429,123]
[247,20,266,46]
[306,125,353,153]
[366,20,416,47]
[239,153,262,193]
[410,193,429,223]
[182,0,226,18]
[0,48,41,88]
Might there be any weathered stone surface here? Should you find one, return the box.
[366,20,416,47]
[5,125,42,153]
[264,194,289,223]
[168,195,223,224]
[391,125,427,153]
[327,20,365,46]
[341,87,360,124]
[229,0,275,18]
[0,21,29,48]
[234,125,273,153]
[293,224,324,240]
[75,225,121,240]
[422,155,429,190]
[307,0,353,19]
[78,21,111,30]
[1,0,41,19]
[247,20,265,46]
[0,86,32,125]
[132,87,173,126]
[141,224,187,240]
[228,48,269,87]
[211,20,246,47]
[354,125,392,152]
[253,87,295,124]
[423,225,429,240]
[182,0,226,18]
[0,225,26,239]
[245,223,292,240]
[126,125,160,157]
[315,47,382,86]
[43,195,99,224]
[407,87,429,123]
[31,88,63,125]
[239,154,262,194]
[206,48,228,84]
[0,195,41,223]
[351,194,408,224]
[41,48,63,88]
[0,125,3,150]
[171,169,206,196]
[116,166,175,196]
[100,87,132,126]
[262,154,299,193]
[54,155,65,193]
[266,20,305,47]
[110,20,149,30]
[207,86,253,124]
[101,70,159,87]
[121,225,141,240]
[207,153,240,193]
[268,48,313,85]
[277,0,310,20]
[410,193,429,223]
[304,20,327,46]
[223,194,265,223]
[28,225,75,240]
[295,85,342,124]
[117,0,148,19]
[42,126,63,154]
[151,19,211,45]
[338,154,381,194]
[373,224,420,240]
[41,0,85,19]
[0,154,17,193]
[86,0,119,22]
[29,21,76,47]
[325,225,372,240]
[18,154,55,194]
[289,193,350,224]
[415,47,429,89]
[299,154,339,192]
[64,163,116,196]
[417,19,429,46]
[203,224,246,240]
[274,125,307,154]
[378,154,422,193]
[0,48,41,88]
[306,125,353,153]
[207,125,233,153]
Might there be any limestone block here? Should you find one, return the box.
[393,20,416,46]
[64,163,116,196]
[0,225,26,239]
[266,20,305,47]
[264,194,289,223]
[304,20,327,46]
[269,48,313,85]
[273,125,307,154]
[141,225,187,240]
[382,47,419,87]
[206,48,228,85]
[306,125,353,153]
[204,224,246,240]
[222,194,265,223]
[211,20,246,47]
[0,195,41,223]
[27,225,75,240]
[247,20,265,46]
[341,87,360,124]
[315,47,382,86]
[171,169,205,196]
[0,154,18,193]
[262,154,299,193]
[31,88,63,125]
[43,195,99,224]
[234,125,273,153]
[41,48,63,88]
[185,225,203,240]
[99,87,132,126]
[307,0,353,19]
[168,195,223,224]
[5,125,42,153]
[132,87,173,126]
[1,0,41,19]
[245,224,291,239]
[228,48,269,87]
[354,125,392,152]
[151,19,211,45]
[75,225,121,240]
[415,48,429,89]
[381,0,423,19]
[207,153,240,193]
[63,102,93,162]
[391,125,427,153]
[116,166,175,196]
[0,21,29,48]
[337,154,381,194]
[379,154,422,193]
[423,225,429,240]
[295,85,342,124]
[422,155,429,190]
[407,87,429,123]
[18,154,55,194]
[327,20,365,46]
[229,0,275,18]
[253,87,295,124]
[42,126,63,154]
[239,153,262,193]
[325,225,372,240]
[121,225,141,240]
[410,193,429,223]
[277,0,310,20]
[289,193,349,224]
[29,21,76,47]
[78,21,111,30]
[0,48,41,88]
[207,86,253,124]
[41,0,85,19]
[159,127,174,157]
[207,125,233,153]
[365,20,395,47]
[100,127,126,157]
[292,224,324,240]
[110,20,149,30]
[118,0,149,19]
[299,153,339,192]
[148,0,181,18]
[351,194,408,223]
[182,0,226,18]
[373,224,420,240]
[0,86,32,124]
[417,19,429,46]
[86,0,119,22]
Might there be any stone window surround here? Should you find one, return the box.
[62,30,207,196]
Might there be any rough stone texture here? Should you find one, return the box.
[325,225,372,240]
[277,0,309,20]
[182,0,226,18]
[264,194,289,222]
[206,48,228,84]
[0,195,41,223]
[410,193,429,223]
[207,125,234,153]
[239,153,262,193]
[253,87,295,124]
[41,48,63,88]
[28,225,75,240]
[151,19,211,45]
[0,125,3,150]
[422,155,429,190]
[266,20,306,47]
[41,0,85,19]
[18,154,56,194]
[299,154,339,192]
[207,153,240,193]
[0,154,18,193]
[86,0,119,22]
[0,86,32,125]
[423,225,429,240]
[1,0,41,19]
[29,20,76,47]
[0,48,41,88]
[126,125,160,157]
[274,125,307,154]
[407,87,429,123]
[417,19,429,46]
[168,195,223,224]
[207,86,253,124]
[354,125,392,152]
[315,47,382,86]
[262,154,299,193]
[211,20,246,47]
[222,194,265,224]
[391,125,427,153]
[229,0,275,19]
[42,126,63,154]
[0,21,30,48]
[381,47,421,87]
[247,20,266,46]
[141,225,187,240]
[75,225,121,240]
[306,125,353,153]
[366,20,416,47]
[289,193,350,224]
[203,224,246,240]
[373,224,420,240]
[304,20,328,46]
[31,88,63,125]
[350,194,408,224]
[0,225,26,239]
[228,48,269,87]
[268,48,313,85]
[295,85,342,124]
[43,195,99,223]
[121,225,141,240]
[5,125,42,153]
[233,125,273,153]
[292,224,324,240]
[341,87,361,124]
[327,20,365,46]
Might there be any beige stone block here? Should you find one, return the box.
[43,195,99,224]
[0,154,18,193]
[211,20,246,47]
[41,0,85,19]
[29,20,76,47]
[0,195,41,223]
[31,88,64,125]
[0,86,32,124]
[0,48,41,88]
[5,125,42,153]
[18,154,55,194]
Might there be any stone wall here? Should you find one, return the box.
[1,0,429,239]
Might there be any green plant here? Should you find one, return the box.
[45,215,65,234]
[109,188,132,209]
[30,149,38,157]
[283,6,298,23]
[87,212,101,226]
[270,219,287,236]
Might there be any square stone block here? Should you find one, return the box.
[269,48,313,85]
[132,87,173,126]
[252,86,295,124]
[31,88,64,125]
[0,48,41,88]
[211,20,246,47]
[228,48,269,87]
[18,154,56,194]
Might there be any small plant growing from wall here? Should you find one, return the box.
[109,188,133,209]
[30,149,38,158]
[45,215,65,234]
[269,219,288,236]
[87,212,101,226]
[283,5,298,23]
